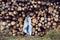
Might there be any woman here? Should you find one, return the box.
[23,14,32,36]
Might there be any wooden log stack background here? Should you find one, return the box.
[0,0,60,37]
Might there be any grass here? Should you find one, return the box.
[0,30,60,40]
[6,36,51,40]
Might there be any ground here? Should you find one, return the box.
[0,30,60,40]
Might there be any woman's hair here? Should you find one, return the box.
[25,12,30,17]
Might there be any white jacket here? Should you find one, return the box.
[23,16,32,35]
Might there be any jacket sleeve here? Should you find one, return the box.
[23,18,28,33]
